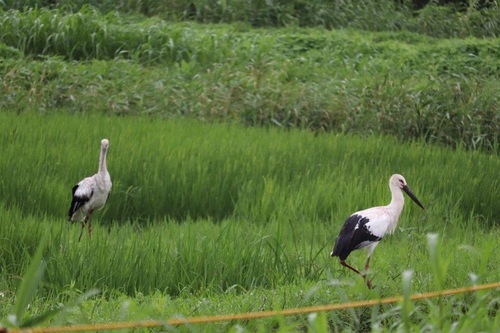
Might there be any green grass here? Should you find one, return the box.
[2,0,500,39]
[1,112,500,224]
[1,10,499,152]
[0,113,499,332]
[1,4,500,331]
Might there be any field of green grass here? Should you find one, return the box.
[0,113,499,332]
[1,1,500,332]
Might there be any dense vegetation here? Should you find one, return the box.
[0,114,499,332]
[2,0,500,38]
[1,113,500,225]
[0,1,499,332]
[1,6,500,152]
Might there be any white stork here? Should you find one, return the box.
[331,174,425,289]
[68,139,112,241]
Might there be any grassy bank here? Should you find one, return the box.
[2,0,500,38]
[1,10,500,151]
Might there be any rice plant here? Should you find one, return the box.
[0,114,498,322]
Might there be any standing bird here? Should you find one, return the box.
[68,139,112,241]
[331,174,425,289]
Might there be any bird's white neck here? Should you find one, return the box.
[386,185,405,233]
[98,147,108,174]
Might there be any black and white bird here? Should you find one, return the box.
[68,139,112,241]
[331,174,425,288]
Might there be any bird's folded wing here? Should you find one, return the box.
[74,177,96,199]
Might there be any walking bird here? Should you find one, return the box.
[68,139,112,241]
[331,174,425,288]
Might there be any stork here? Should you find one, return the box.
[68,139,112,241]
[331,174,425,289]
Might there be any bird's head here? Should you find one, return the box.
[101,139,109,149]
[390,174,407,189]
[390,174,425,210]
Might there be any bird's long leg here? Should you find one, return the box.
[339,260,363,276]
[364,256,371,272]
[364,256,373,289]
[87,210,93,238]
[78,221,85,242]
[340,259,373,289]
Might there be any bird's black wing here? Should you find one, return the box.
[331,214,382,260]
[68,184,92,221]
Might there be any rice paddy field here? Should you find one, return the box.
[1,1,500,332]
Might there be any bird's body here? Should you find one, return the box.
[68,139,112,241]
[331,174,425,288]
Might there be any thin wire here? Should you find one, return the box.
[5,281,499,333]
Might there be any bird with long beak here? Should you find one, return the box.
[68,139,112,241]
[331,174,425,289]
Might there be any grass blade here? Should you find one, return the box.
[13,235,48,327]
